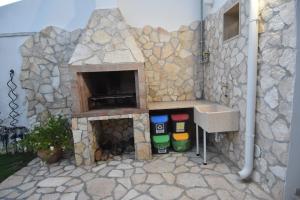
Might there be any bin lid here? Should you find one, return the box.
[152,135,170,143]
[173,133,189,141]
[150,115,168,123]
[171,114,189,121]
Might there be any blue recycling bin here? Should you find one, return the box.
[150,115,169,135]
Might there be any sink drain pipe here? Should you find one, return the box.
[238,0,259,179]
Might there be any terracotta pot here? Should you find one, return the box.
[37,148,63,164]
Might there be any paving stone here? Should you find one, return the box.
[177,173,207,188]
[37,177,71,187]
[80,172,96,181]
[65,178,82,186]
[186,188,214,200]
[108,170,124,178]
[124,169,134,177]
[64,165,76,171]
[121,189,139,200]
[146,174,164,184]
[16,187,35,199]
[36,187,56,194]
[144,160,175,173]
[91,164,106,172]
[86,178,115,198]
[132,162,144,167]
[61,192,77,200]
[117,164,133,169]
[108,161,121,166]
[69,168,86,176]
[134,184,151,193]
[204,195,219,200]
[24,174,34,183]
[135,168,145,174]
[6,190,21,199]
[131,174,147,185]
[0,189,13,198]
[18,180,37,191]
[224,174,247,190]
[0,176,24,189]
[133,194,154,200]
[190,166,201,173]
[176,157,188,165]
[56,186,66,192]
[99,166,114,176]
[41,193,60,200]
[174,166,189,174]
[16,167,32,176]
[248,184,273,200]
[214,164,231,174]
[114,184,127,199]
[179,195,192,200]
[117,178,132,189]
[49,166,63,173]
[36,170,48,176]
[27,193,41,200]
[164,157,177,162]
[65,183,84,192]
[204,175,244,199]
[78,191,90,200]
[216,189,234,200]
[185,161,196,167]
[149,185,184,200]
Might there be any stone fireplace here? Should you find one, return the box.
[68,9,151,165]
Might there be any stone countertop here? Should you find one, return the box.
[72,108,148,118]
[72,100,219,118]
[147,100,212,110]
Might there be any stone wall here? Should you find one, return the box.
[20,26,82,127]
[130,22,204,102]
[202,0,296,197]
[20,23,205,126]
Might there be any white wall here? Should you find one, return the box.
[118,0,201,31]
[0,0,98,126]
[0,0,96,33]
[0,36,28,126]
[0,0,226,127]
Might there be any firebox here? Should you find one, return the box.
[82,71,137,110]
[70,63,147,116]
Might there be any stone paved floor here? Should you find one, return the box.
[0,148,273,200]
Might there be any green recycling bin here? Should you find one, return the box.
[152,134,170,154]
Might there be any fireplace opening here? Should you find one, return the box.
[92,119,134,161]
[81,71,137,110]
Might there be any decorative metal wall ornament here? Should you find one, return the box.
[6,69,20,152]
[7,69,19,127]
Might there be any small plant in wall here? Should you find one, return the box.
[20,115,73,164]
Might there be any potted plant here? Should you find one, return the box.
[20,115,72,164]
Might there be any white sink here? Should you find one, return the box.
[194,104,239,133]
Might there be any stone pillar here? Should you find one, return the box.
[133,113,152,160]
[72,117,95,166]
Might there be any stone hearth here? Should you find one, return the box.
[72,113,151,165]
